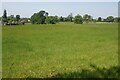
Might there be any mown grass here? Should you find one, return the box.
[2,22,118,78]
[0,26,2,78]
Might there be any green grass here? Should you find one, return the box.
[2,22,118,78]
[0,26,2,78]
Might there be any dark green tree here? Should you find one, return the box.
[74,14,83,24]
[59,16,64,22]
[31,13,37,24]
[98,17,102,22]
[2,9,7,22]
[31,10,47,24]
[106,16,114,22]
[16,15,20,22]
[45,16,59,24]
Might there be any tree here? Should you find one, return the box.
[64,17,69,21]
[37,10,46,24]
[2,9,7,22]
[106,16,114,22]
[83,14,93,23]
[31,13,37,24]
[7,15,15,24]
[45,16,59,24]
[8,15,14,21]
[44,12,49,17]
[74,14,83,24]
[67,13,73,22]
[98,17,102,22]
[59,16,64,22]
[83,14,89,23]
[20,18,30,23]
[0,17,1,19]
[88,15,93,22]
[103,19,107,22]
[16,15,20,22]
[92,19,97,23]
[54,16,59,23]
[31,10,47,24]
[114,17,120,23]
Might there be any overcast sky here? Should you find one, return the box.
[1,2,118,18]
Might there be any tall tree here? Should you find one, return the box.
[2,9,7,22]
[16,15,20,22]
[3,9,7,19]
[98,17,102,22]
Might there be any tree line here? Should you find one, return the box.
[30,10,120,24]
[1,9,120,25]
[1,9,30,25]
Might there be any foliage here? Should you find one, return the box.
[45,16,59,24]
[20,18,30,23]
[83,14,93,23]
[67,13,73,22]
[2,9,7,22]
[8,15,15,21]
[16,15,20,22]
[59,16,64,22]
[106,16,114,22]
[31,10,47,24]
[114,17,120,23]
[74,14,83,24]
[2,10,120,26]
[98,17,102,22]
[1,10,25,25]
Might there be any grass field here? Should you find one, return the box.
[0,26,2,78]
[2,22,118,78]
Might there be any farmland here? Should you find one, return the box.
[2,22,118,78]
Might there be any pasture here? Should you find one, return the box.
[2,22,118,78]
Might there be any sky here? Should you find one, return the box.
[1,0,119,2]
[1,2,119,18]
